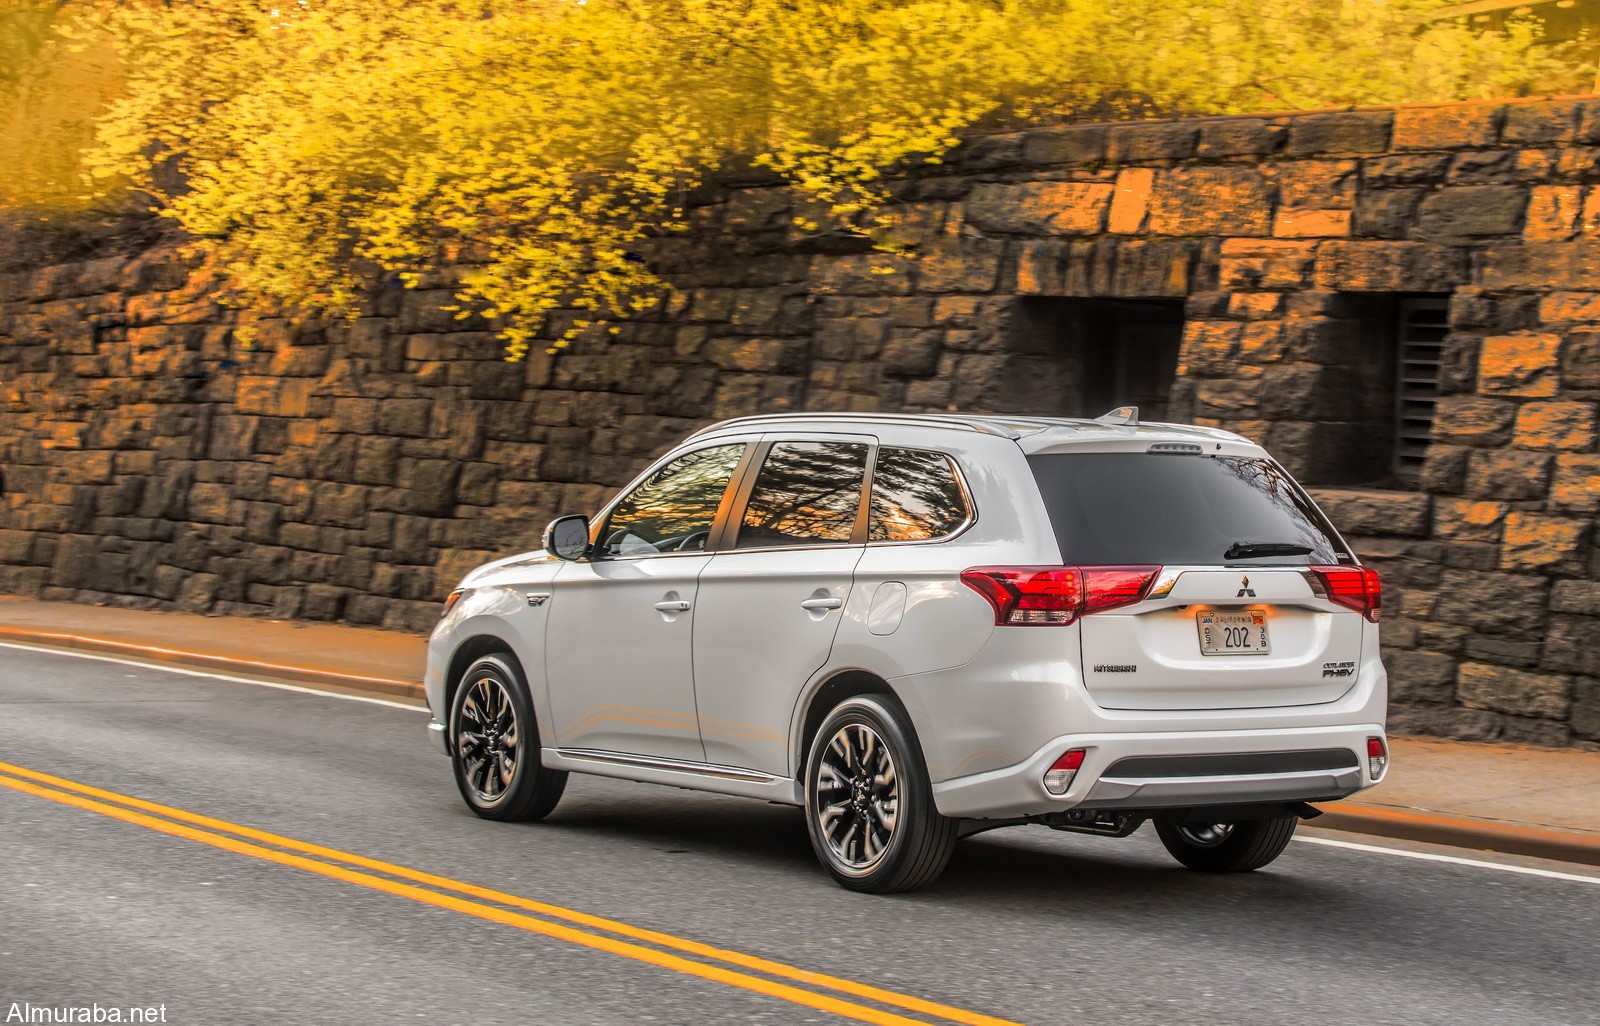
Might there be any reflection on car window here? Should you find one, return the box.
[869,449,969,542]
[737,442,869,548]
[1028,453,1346,565]
[601,444,745,557]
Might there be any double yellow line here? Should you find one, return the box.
[0,760,1019,1026]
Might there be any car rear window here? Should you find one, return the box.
[1027,452,1348,566]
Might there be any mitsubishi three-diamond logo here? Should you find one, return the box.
[1236,575,1256,598]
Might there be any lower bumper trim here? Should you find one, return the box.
[1076,767,1362,810]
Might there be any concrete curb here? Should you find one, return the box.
[0,626,426,705]
[1311,803,1600,868]
[7,623,1598,869]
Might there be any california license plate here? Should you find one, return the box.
[1197,610,1271,656]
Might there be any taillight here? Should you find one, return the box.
[1367,736,1388,780]
[960,566,1159,626]
[1043,748,1086,795]
[1308,566,1381,622]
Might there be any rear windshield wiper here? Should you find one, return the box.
[1223,541,1315,560]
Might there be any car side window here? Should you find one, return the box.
[868,448,970,543]
[736,441,869,548]
[599,443,745,557]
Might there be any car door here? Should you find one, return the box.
[544,441,750,763]
[691,437,871,774]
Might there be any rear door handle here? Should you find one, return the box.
[800,597,844,611]
[654,600,692,612]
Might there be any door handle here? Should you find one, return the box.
[800,597,844,611]
[654,600,692,613]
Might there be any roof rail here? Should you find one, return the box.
[686,412,1024,440]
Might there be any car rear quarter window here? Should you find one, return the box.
[868,448,970,542]
[600,443,745,557]
[1028,452,1347,565]
[737,441,869,548]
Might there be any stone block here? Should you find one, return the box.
[1457,662,1570,719]
[1107,122,1199,162]
[1018,125,1106,166]
[1312,241,1467,291]
[1513,401,1597,451]
[1432,498,1507,542]
[1562,332,1600,388]
[1545,616,1600,678]
[1274,209,1351,238]
[915,241,1002,294]
[1537,292,1600,325]
[1430,397,1517,445]
[1108,169,1153,234]
[1392,104,1500,150]
[1308,488,1430,537]
[963,182,1111,235]
[880,330,943,377]
[1552,580,1600,616]
[1502,100,1581,144]
[1525,186,1581,242]
[1362,154,1449,188]
[1550,454,1600,513]
[1501,512,1589,571]
[1284,111,1392,156]
[1386,650,1460,704]
[1477,333,1561,396]
[1196,119,1284,158]
[1147,168,1273,236]
[1480,242,1600,290]
[1415,186,1527,241]
[1575,676,1600,741]
[1463,449,1551,501]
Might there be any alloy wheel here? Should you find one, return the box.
[456,674,519,804]
[813,722,900,873]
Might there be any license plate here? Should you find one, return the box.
[1197,610,1271,656]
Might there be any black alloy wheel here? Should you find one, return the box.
[804,695,957,893]
[1154,814,1298,872]
[449,653,567,822]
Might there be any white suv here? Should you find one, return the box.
[424,411,1388,892]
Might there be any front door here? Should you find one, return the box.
[544,442,747,763]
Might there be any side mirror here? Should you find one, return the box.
[543,514,591,561]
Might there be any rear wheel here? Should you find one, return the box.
[450,654,567,822]
[804,695,957,893]
[1154,815,1297,873]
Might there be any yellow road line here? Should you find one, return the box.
[0,762,1020,1026]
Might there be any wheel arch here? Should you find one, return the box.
[793,669,907,779]
[444,635,522,739]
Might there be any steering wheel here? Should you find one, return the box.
[673,530,711,552]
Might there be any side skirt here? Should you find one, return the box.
[543,747,804,806]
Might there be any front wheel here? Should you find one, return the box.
[1154,815,1298,873]
[449,654,567,822]
[804,695,957,893]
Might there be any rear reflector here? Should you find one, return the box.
[1043,749,1086,796]
[961,566,1160,627]
[1308,566,1382,622]
[1367,736,1388,781]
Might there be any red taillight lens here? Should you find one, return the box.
[1309,566,1381,622]
[960,566,1159,626]
[1367,735,1388,780]
[1043,748,1087,795]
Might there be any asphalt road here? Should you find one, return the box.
[2,645,1597,1026]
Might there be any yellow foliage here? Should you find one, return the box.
[3,0,1585,357]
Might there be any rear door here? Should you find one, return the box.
[1028,450,1371,711]
[691,437,871,774]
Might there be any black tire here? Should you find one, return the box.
[449,654,567,822]
[803,695,957,893]
[1154,815,1298,873]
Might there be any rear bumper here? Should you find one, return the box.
[930,723,1383,819]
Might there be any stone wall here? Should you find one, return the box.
[0,97,1595,746]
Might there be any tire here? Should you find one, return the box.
[803,695,957,893]
[1154,815,1298,873]
[449,653,567,822]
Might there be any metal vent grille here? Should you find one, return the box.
[1393,298,1450,486]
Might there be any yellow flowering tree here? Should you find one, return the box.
[5,0,1580,356]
